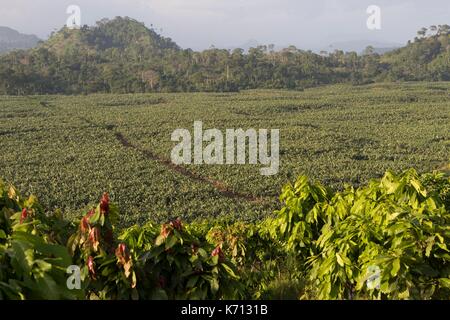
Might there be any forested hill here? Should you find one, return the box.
[381,25,450,81]
[0,26,41,54]
[0,17,449,95]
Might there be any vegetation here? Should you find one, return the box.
[0,17,449,94]
[0,83,448,225]
[1,168,449,300]
[271,169,450,299]
[0,83,450,225]
[0,16,448,301]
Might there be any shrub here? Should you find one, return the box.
[269,169,450,299]
[0,168,449,300]
[0,181,81,299]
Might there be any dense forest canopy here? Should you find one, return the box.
[0,17,449,94]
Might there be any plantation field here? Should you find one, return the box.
[0,82,449,225]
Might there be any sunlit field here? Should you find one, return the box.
[1,82,449,225]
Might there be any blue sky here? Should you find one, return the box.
[1,0,449,50]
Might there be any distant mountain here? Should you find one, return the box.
[0,27,40,54]
[321,40,402,55]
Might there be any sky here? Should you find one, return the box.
[0,0,449,50]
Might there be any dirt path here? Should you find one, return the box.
[81,117,271,204]
[114,132,270,203]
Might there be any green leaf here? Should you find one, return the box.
[99,213,105,226]
[209,278,219,294]
[336,253,345,267]
[436,243,449,252]
[439,278,450,289]
[165,235,178,250]
[35,259,52,272]
[398,288,410,299]
[198,248,207,258]
[221,263,239,279]
[186,275,199,289]
[155,235,165,246]
[89,209,100,224]
[425,238,434,257]
[410,178,427,197]
[391,258,401,277]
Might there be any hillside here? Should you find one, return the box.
[0,26,40,54]
[381,25,450,81]
[0,17,448,95]
[42,17,179,55]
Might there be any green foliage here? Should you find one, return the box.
[1,167,449,300]
[422,170,450,211]
[139,220,243,299]
[0,181,81,299]
[1,184,244,300]
[382,26,450,81]
[269,169,450,299]
[203,221,291,299]
[0,84,448,225]
[0,18,448,95]
[66,192,138,299]
[109,218,245,300]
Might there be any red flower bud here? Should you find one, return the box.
[160,224,172,239]
[115,243,130,264]
[211,246,225,262]
[170,218,183,231]
[20,208,28,224]
[86,209,95,220]
[100,193,110,215]
[115,243,133,278]
[87,256,96,278]
[89,227,100,251]
[80,216,90,233]
[118,243,126,255]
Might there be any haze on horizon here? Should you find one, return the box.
[1,0,449,51]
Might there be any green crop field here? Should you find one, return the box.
[0,82,449,226]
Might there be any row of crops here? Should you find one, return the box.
[1,168,449,299]
[0,82,449,225]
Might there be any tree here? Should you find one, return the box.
[438,24,450,35]
[417,27,428,38]
[363,46,375,55]
[430,25,438,35]
[142,69,160,91]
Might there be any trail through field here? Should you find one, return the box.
[81,117,269,204]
